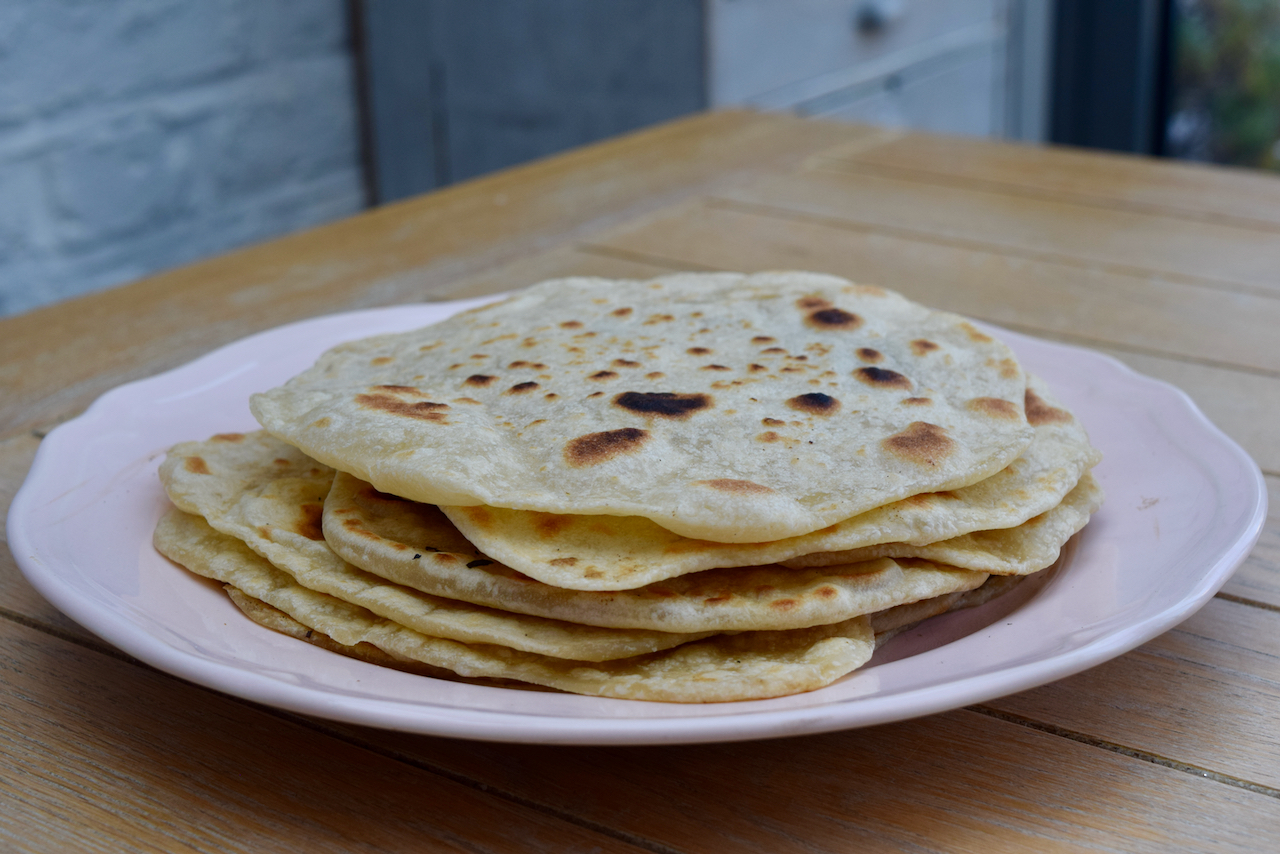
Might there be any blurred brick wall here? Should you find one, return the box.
[0,0,366,317]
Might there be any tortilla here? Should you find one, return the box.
[158,432,709,660]
[251,272,1034,542]
[155,508,875,703]
[322,468,988,633]
[782,473,1104,575]
[439,375,1098,589]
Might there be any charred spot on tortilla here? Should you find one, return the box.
[786,393,840,415]
[355,393,450,423]
[564,428,650,467]
[1025,388,1073,425]
[698,478,775,494]
[855,367,912,390]
[883,422,955,467]
[805,307,862,331]
[967,397,1022,420]
[613,391,713,418]
[911,339,940,355]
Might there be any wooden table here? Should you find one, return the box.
[3,111,1278,852]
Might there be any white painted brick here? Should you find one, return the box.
[0,0,363,317]
[0,1,249,127]
[0,157,45,263]
[48,114,204,251]
[212,55,359,202]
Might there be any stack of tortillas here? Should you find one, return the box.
[154,272,1102,702]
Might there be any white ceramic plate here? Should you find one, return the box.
[9,298,1267,745]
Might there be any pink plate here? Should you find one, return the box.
[8,297,1267,744]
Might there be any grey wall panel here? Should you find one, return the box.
[357,0,705,201]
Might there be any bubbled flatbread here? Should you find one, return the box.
[252,272,1034,543]
[323,469,988,633]
[441,375,1098,589]
[154,509,875,703]
[158,431,707,661]
[783,473,1103,575]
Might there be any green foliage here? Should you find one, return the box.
[1170,0,1280,170]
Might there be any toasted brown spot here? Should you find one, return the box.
[507,381,539,394]
[644,314,675,324]
[857,348,883,363]
[702,364,731,371]
[184,456,210,475]
[464,374,497,387]
[310,417,331,429]
[752,336,776,344]
[646,372,665,380]
[461,506,494,530]
[544,392,559,400]
[612,307,633,317]
[613,359,641,368]
[373,385,417,394]
[902,397,932,406]
[806,307,862,331]
[587,392,604,398]
[883,422,954,467]
[855,367,912,390]
[508,360,547,369]
[211,433,245,442]
[687,347,711,355]
[748,364,768,373]
[760,347,787,354]
[960,322,993,343]
[614,391,712,418]
[356,393,450,423]
[1025,389,1073,425]
[967,397,1022,420]
[589,371,618,381]
[762,417,785,426]
[564,427,650,467]
[549,557,579,567]
[703,596,732,605]
[530,514,572,538]
[770,599,798,611]
[698,478,774,494]
[371,356,393,365]
[998,357,1020,379]
[786,392,840,415]
[797,296,832,310]
[295,503,325,541]
[911,339,940,355]
[454,397,482,405]
[757,431,782,443]
[560,320,583,329]
[815,586,838,599]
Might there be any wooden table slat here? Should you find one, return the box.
[343,708,1280,854]
[0,620,643,854]
[718,168,1280,297]
[821,132,1280,230]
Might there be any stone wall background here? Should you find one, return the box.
[0,0,366,317]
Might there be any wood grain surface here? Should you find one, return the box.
[2,111,1277,852]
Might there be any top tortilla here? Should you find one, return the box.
[251,272,1034,542]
